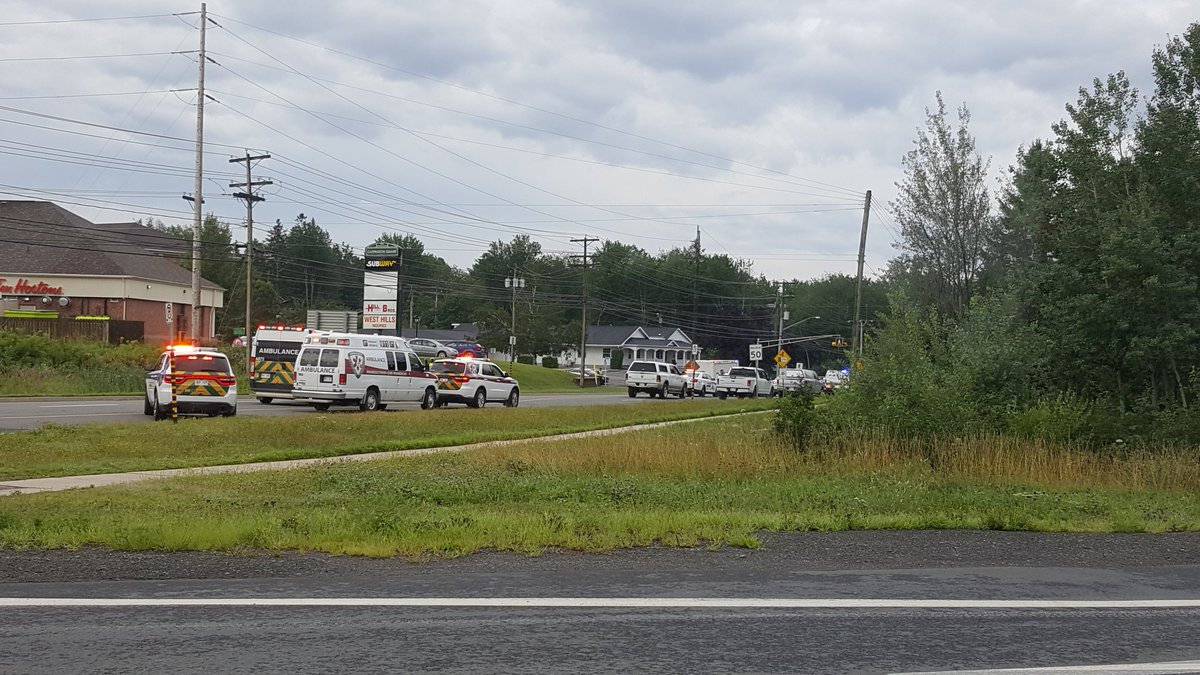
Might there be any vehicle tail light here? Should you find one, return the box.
[163,375,173,384]
[656,374,662,382]
[746,379,752,386]
[216,376,236,387]
[338,374,347,385]
[453,375,471,385]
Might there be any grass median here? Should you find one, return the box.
[0,399,774,480]
[1,415,1196,556]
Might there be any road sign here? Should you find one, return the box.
[164,303,173,324]
[691,343,699,355]
[684,359,699,372]
[749,343,763,361]
[773,350,792,368]
[509,335,517,346]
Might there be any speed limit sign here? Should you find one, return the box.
[749,343,763,361]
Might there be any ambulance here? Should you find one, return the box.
[249,325,317,404]
[291,332,439,411]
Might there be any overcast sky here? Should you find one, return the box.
[0,1,1195,280]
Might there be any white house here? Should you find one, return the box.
[560,325,699,368]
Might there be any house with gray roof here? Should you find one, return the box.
[563,325,699,368]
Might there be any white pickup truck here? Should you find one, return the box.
[716,366,774,398]
[625,360,688,398]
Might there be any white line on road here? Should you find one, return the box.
[1,597,1198,609]
[0,412,136,420]
[900,660,1200,673]
[40,403,128,408]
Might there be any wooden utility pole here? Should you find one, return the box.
[852,190,872,356]
[571,236,599,387]
[189,2,207,342]
[229,151,271,371]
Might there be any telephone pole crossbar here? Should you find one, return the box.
[229,151,271,370]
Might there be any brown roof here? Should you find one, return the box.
[0,201,221,289]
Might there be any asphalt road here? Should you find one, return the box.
[2,531,1197,673]
[0,390,687,431]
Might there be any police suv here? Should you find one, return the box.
[292,332,439,411]
[429,357,520,408]
[144,345,238,420]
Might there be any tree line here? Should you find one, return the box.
[846,22,1200,444]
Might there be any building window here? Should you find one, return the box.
[602,348,611,359]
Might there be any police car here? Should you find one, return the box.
[429,357,520,408]
[144,345,238,420]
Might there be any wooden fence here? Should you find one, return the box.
[0,318,145,344]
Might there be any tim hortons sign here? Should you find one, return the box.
[0,278,64,295]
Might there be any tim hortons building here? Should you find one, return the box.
[0,200,224,344]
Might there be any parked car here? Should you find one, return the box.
[568,366,608,385]
[716,366,773,398]
[144,345,238,419]
[686,369,718,397]
[406,337,459,359]
[444,341,488,358]
[429,357,520,408]
[625,360,688,398]
[778,368,822,395]
[822,369,849,395]
[292,332,438,411]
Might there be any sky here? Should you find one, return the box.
[0,0,1195,281]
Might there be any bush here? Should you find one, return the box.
[609,351,624,369]
[516,354,535,365]
[774,391,816,451]
[541,356,559,369]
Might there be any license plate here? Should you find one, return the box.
[195,380,211,387]
[320,375,332,383]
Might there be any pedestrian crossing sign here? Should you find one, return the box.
[773,350,791,368]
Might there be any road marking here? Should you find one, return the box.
[1,597,1198,609]
[900,660,1200,673]
[40,403,127,408]
[0,410,137,415]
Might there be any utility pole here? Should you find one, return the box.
[571,236,599,387]
[505,267,526,366]
[229,151,271,371]
[852,189,872,357]
[189,2,207,342]
[776,282,785,369]
[691,226,701,322]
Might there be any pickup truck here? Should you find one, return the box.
[716,366,774,398]
[625,360,688,398]
[778,368,821,395]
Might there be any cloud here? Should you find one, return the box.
[0,0,1195,282]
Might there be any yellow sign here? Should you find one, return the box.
[683,359,699,372]
[773,350,791,368]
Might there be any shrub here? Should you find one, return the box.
[516,354,535,365]
[609,351,624,369]
[541,356,559,369]
[774,391,816,451]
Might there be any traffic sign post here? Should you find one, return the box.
[749,343,763,363]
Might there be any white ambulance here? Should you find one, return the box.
[291,332,438,411]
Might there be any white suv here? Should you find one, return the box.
[429,357,520,408]
[144,346,238,420]
[625,360,688,398]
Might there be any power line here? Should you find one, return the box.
[0,12,187,27]
[0,51,189,62]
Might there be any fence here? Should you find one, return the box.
[0,317,144,344]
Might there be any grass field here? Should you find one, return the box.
[0,399,774,480]
[2,415,1196,556]
[502,362,617,393]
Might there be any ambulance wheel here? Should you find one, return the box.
[258,397,273,405]
[420,387,437,410]
[143,396,153,415]
[312,402,331,412]
[469,387,487,409]
[505,388,520,408]
[359,387,382,412]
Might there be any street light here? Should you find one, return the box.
[781,315,820,334]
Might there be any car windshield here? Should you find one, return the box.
[430,361,467,374]
[628,362,656,372]
[729,368,756,377]
[175,354,231,374]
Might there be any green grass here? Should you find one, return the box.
[502,362,618,393]
[2,415,1196,556]
[0,399,775,480]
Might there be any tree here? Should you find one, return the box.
[890,92,994,319]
